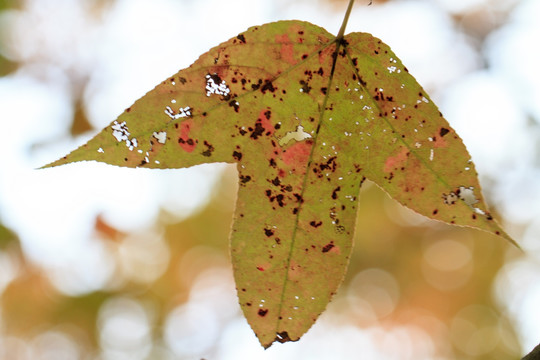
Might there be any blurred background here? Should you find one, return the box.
[0,0,539,359]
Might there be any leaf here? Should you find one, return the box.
[43,20,516,348]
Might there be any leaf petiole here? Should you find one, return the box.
[336,0,356,41]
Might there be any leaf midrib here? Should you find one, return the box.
[273,36,343,335]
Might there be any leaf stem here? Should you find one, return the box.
[336,0,356,41]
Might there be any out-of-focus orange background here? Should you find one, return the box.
[0,0,539,359]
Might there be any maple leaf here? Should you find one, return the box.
[43,4,517,348]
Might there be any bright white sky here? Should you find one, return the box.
[0,0,539,358]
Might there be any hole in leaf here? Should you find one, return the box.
[279,125,312,146]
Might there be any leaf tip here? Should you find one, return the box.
[39,156,70,170]
[261,331,298,349]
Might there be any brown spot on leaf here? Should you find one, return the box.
[258,309,268,317]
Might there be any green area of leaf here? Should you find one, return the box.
[43,19,516,348]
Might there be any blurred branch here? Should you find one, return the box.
[523,343,540,360]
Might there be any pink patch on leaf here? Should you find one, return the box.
[258,109,274,136]
[178,119,196,153]
[384,146,409,172]
[275,34,297,65]
[433,136,448,148]
[282,140,313,166]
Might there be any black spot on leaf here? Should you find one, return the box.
[331,186,341,200]
[240,175,252,184]
[258,309,268,317]
[250,122,265,140]
[319,156,337,172]
[251,79,262,90]
[261,80,275,93]
[358,76,367,86]
[300,80,311,93]
[310,221,322,228]
[236,34,246,43]
[276,194,285,207]
[229,100,240,112]
[201,140,214,157]
[208,73,223,86]
[439,127,450,137]
[322,242,335,253]
[232,151,243,161]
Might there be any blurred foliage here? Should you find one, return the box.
[0,169,522,358]
[0,54,16,76]
[70,99,94,136]
[0,0,17,76]
[0,223,17,249]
